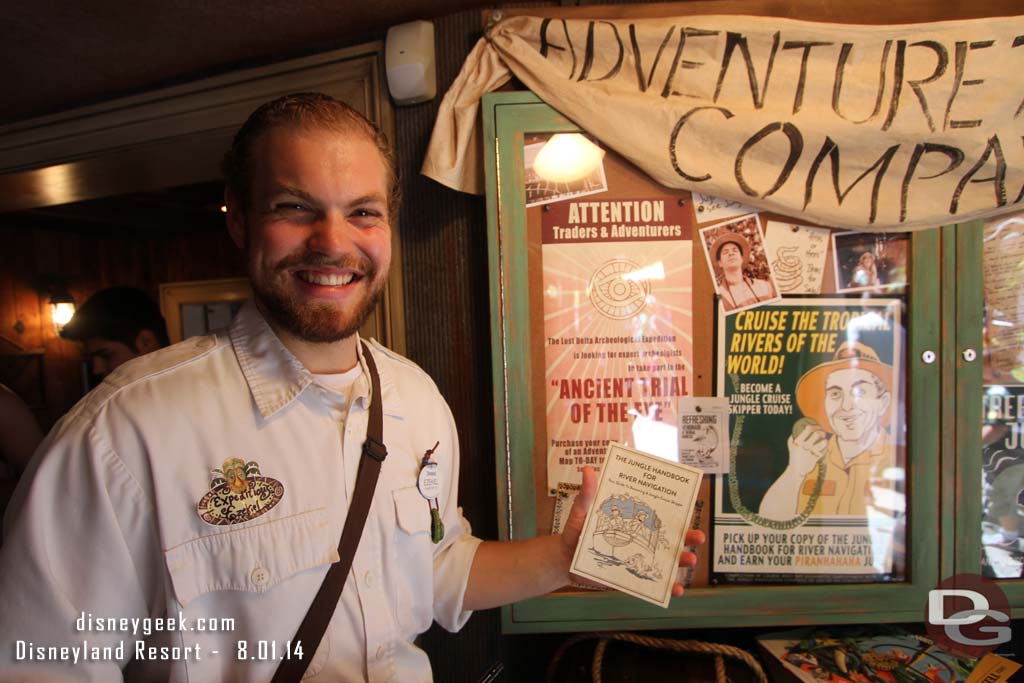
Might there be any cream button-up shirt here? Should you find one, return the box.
[0,303,482,682]
[798,431,896,516]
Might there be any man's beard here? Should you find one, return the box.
[252,251,385,344]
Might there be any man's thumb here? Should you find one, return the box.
[563,466,597,545]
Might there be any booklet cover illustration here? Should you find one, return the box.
[570,442,702,607]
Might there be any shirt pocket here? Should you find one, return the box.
[391,486,434,635]
[164,508,338,607]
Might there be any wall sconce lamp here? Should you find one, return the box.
[32,276,76,335]
[50,292,76,335]
[532,133,605,184]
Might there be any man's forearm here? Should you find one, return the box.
[758,469,803,519]
[463,535,572,611]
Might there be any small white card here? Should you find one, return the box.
[677,397,730,474]
[691,192,758,224]
[764,221,831,294]
[570,443,703,608]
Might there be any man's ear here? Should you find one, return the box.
[225,189,246,250]
[134,329,161,354]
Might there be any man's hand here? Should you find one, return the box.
[759,422,828,519]
[787,424,828,477]
[559,466,706,598]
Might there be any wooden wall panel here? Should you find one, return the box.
[393,4,575,681]
[0,226,47,425]
[0,222,242,426]
[392,8,505,682]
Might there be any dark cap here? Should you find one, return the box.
[61,287,170,348]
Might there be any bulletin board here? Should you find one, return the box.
[515,125,912,584]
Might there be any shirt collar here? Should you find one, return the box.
[828,429,890,469]
[229,301,372,419]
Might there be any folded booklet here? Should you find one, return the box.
[569,442,703,607]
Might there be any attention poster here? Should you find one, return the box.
[542,197,692,491]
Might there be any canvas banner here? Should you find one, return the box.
[422,14,1024,230]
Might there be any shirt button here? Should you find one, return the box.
[375,645,385,661]
[364,571,375,589]
[251,567,270,587]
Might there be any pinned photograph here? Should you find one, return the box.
[524,134,608,207]
[699,214,781,314]
[832,231,910,293]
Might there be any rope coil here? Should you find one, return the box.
[547,632,769,683]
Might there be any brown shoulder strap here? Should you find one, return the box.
[272,341,387,683]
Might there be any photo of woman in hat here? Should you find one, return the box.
[849,251,880,289]
[832,231,909,294]
[701,216,780,313]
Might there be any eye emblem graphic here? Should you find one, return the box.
[589,259,650,320]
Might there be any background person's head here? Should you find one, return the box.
[222,93,398,345]
[60,287,170,379]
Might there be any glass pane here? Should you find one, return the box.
[520,124,915,587]
[714,261,909,585]
[981,212,1024,578]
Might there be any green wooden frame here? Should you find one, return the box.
[952,220,1024,612]
[483,91,943,633]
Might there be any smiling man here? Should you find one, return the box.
[759,341,896,520]
[0,93,702,682]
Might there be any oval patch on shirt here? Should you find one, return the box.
[196,458,284,525]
